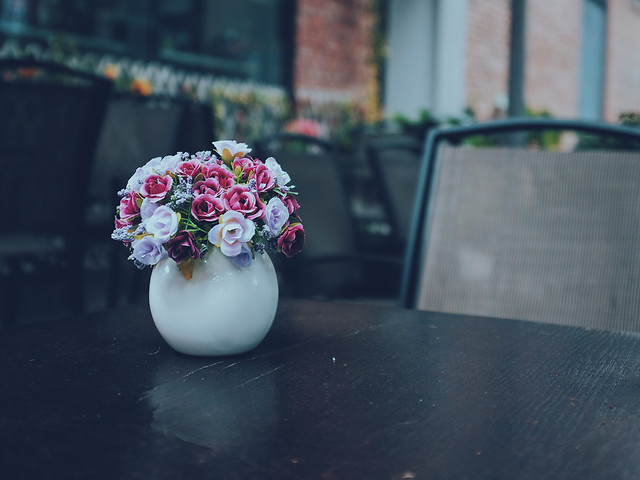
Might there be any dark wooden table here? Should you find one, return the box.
[2,299,640,479]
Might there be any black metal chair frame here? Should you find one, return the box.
[400,117,640,309]
[254,132,403,301]
[364,135,424,253]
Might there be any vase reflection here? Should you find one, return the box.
[144,355,279,453]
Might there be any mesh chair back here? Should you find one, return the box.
[402,119,640,332]
[92,96,214,308]
[93,96,214,196]
[254,133,362,297]
[0,59,111,234]
[0,58,111,323]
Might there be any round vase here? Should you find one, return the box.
[148,248,279,356]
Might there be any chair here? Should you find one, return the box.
[88,95,214,307]
[0,58,112,325]
[90,95,215,224]
[254,133,402,300]
[401,118,640,332]
[365,135,423,255]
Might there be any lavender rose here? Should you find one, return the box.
[145,205,179,242]
[131,236,167,265]
[166,231,200,264]
[264,197,289,237]
[230,243,253,268]
[278,223,304,258]
[139,197,159,221]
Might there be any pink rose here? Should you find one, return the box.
[197,164,235,192]
[118,190,140,221]
[278,223,304,258]
[140,174,173,203]
[193,178,220,197]
[191,194,225,222]
[114,216,132,229]
[222,185,264,220]
[232,157,257,179]
[252,163,275,192]
[175,160,202,178]
[201,161,230,178]
[165,230,200,264]
[282,194,300,215]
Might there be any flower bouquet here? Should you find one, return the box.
[111,140,304,280]
[111,140,304,355]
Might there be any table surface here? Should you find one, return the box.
[2,299,640,480]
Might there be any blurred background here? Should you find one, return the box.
[1,0,639,323]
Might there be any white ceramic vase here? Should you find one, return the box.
[148,248,279,356]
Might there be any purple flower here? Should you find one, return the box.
[264,197,289,237]
[166,231,200,264]
[140,197,159,221]
[229,243,253,268]
[145,205,179,242]
[131,236,167,265]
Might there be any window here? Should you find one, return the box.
[0,0,293,85]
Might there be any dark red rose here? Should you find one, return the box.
[277,223,304,258]
[166,230,200,264]
[282,194,300,215]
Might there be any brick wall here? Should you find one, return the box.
[466,0,582,120]
[604,0,640,121]
[298,0,640,124]
[465,0,511,120]
[293,0,375,106]
[525,0,582,118]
